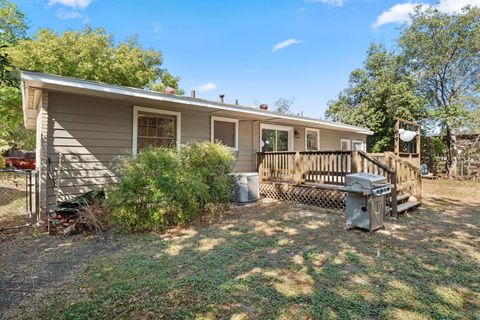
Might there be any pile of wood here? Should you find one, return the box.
[48,190,108,239]
[48,202,107,238]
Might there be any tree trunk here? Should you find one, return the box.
[445,122,458,178]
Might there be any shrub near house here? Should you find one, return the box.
[107,142,235,231]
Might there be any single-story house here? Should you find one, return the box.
[20,71,373,214]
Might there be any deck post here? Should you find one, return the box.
[293,152,302,184]
[416,170,422,202]
[257,153,265,182]
[351,151,362,173]
[390,171,398,218]
[394,119,400,155]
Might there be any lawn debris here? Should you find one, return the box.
[48,190,108,240]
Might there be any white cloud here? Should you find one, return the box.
[307,0,344,6]
[373,3,420,28]
[48,0,93,9]
[272,38,301,52]
[196,82,217,92]
[374,0,480,28]
[435,0,480,12]
[56,8,82,19]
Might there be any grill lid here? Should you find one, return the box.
[345,172,387,190]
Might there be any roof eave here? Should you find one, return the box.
[20,71,374,135]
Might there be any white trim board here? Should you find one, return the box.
[305,127,320,151]
[260,123,294,152]
[132,106,182,155]
[211,116,239,151]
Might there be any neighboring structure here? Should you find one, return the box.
[20,71,372,215]
[428,132,480,178]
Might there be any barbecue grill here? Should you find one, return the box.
[344,173,390,232]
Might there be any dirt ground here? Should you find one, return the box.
[0,232,118,316]
[0,179,479,319]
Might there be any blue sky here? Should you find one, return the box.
[14,0,480,118]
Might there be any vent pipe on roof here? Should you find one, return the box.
[259,104,268,110]
[219,94,225,103]
[191,90,196,98]
[164,87,175,94]
[235,99,238,105]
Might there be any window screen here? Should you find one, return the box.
[137,113,176,150]
[340,139,351,151]
[213,120,236,148]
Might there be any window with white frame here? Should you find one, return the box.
[340,139,351,151]
[260,124,293,152]
[132,106,181,155]
[305,128,320,151]
[211,116,238,150]
[352,140,366,151]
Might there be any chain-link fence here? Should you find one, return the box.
[0,169,37,230]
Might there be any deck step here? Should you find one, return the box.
[397,201,421,213]
[396,193,411,203]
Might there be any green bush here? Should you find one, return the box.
[107,142,235,231]
[180,142,235,204]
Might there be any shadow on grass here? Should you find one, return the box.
[27,192,480,320]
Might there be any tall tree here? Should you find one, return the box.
[0,0,27,45]
[0,0,28,149]
[9,28,180,91]
[326,43,427,152]
[399,6,480,177]
[274,97,295,114]
[0,0,26,86]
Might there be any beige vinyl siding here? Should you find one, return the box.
[46,92,258,208]
[294,126,305,151]
[46,93,218,206]
[235,121,254,172]
[318,129,366,150]
[47,93,131,208]
[45,92,368,210]
[254,124,366,152]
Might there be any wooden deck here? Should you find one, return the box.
[257,150,422,216]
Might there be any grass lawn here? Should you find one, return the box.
[2,179,480,319]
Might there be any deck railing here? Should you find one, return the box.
[300,151,353,185]
[256,151,297,183]
[358,151,398,216]
[384,152,422,202]
[257,150,355,185]
[256,150,416,217]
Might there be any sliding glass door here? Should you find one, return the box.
[260,124,293,152]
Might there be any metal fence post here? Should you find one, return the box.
[35,170,40,225]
